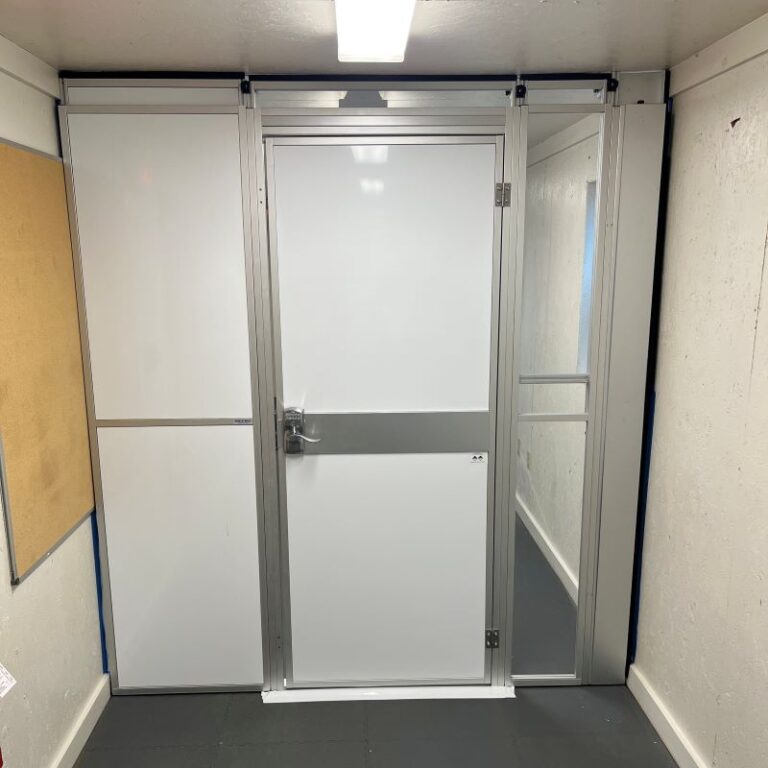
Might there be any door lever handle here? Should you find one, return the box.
[291,431,321,444]
[283,407,320,454]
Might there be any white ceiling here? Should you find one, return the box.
[0,0,767,75]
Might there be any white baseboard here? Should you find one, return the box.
[262,685,515,704]
[627,665,709,768]
[515,494,578,603]
[49,673,110,768]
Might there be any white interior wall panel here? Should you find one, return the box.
[66,112,252,420]
[98,426,263,689]
[65,108,264,691]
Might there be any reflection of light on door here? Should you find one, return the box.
[360,178,384,195]
[577,180,597,372]
[351,145,389,164]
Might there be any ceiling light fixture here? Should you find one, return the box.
[335,0,417,63]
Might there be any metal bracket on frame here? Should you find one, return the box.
[495,182,511,208]
[485,628,500,649]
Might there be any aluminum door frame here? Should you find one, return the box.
[254,129,507,690]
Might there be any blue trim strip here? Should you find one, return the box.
[90,511,109,674]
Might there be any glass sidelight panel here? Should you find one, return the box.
[512,111,603,676]
[512,420,587,675]
[518,382,587,415]
[520,113,602,375]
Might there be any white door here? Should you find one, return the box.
[266,137,502,686]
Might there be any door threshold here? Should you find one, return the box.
[261,685,515,704]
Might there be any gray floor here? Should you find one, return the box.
[75,686,676,767]
[511,517,578,674]
[75,516,662,767]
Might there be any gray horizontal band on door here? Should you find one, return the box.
[95,418,253,427]
[297,411,490,455]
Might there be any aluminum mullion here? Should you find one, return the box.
[575,106,619,683]
[518,413,589,423]
[239,105,273,693]
[251,81,518,92]
[263,116,506,128]
[526,104,607,114]
[519,373,589,384]
[269,134,501,146]
[501,105,528,685]
[94,418,252,427]
[262,126,506,137]
[249,110,287,693]
[263,138,297,690]
[59,105,121,689]
[250,124,288,692]
[489,105,521,688]
[260,106,508,117]
[482,134,506,686]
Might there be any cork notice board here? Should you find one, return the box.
[0,142,94,581]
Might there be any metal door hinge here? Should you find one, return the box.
[485,628,500,649]
[495,182,511,208]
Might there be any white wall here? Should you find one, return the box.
[0,34,107,768]
[630,33,768,768]
[516,116,600,594]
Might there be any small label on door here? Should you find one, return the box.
[471,454,486,463]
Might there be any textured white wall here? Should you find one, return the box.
[517,119,599,584]
[0,35,105,768]
[634,52,768,768]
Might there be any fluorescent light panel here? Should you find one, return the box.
[335,0,417,63]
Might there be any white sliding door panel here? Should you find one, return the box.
[271,142,496,413]
[67,113,252,419]
[286,453,488,684]
[98,426,263,689]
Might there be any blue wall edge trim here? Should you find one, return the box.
[90,511,109,674]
